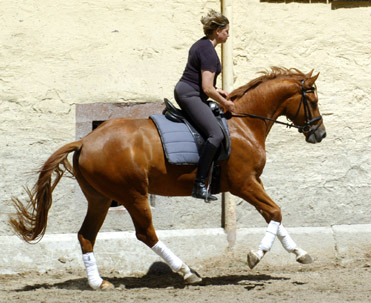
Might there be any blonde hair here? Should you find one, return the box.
[201,9,229,38]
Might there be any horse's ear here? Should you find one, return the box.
[304,72,319,88]
[306,69,314,78]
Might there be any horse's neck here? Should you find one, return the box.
[233,81,292,136]
[239,82,286,115]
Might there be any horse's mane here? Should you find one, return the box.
[229,67,306,101]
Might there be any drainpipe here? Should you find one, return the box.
[221,0,236,248]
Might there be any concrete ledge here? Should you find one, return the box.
[1,224,370,275]
[332,224,371,262]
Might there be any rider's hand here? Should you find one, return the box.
[217,88,229,99]
[222,100,235,113]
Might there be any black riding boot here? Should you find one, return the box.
[192,141,218,201]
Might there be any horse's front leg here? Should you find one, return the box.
[231,177,312,269]
[277,224,314,265]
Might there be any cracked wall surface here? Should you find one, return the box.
[0,0,370,236]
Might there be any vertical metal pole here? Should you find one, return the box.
[221,0,236,248]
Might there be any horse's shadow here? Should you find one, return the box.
[15,262,290,292]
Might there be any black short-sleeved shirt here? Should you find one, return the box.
[179,36,222,100]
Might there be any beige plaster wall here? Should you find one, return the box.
[0,0,370,236]
[232,0,371,227]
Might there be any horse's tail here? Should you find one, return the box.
[9,140,83,243]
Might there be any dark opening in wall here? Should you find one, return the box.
[76,102,164,140]
[261,0,371,9]
[92,120,105,130]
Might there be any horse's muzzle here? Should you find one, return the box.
[305,126,326,144]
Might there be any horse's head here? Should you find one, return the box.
[285,71,326,144]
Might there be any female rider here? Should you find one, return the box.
[174,9,235,201]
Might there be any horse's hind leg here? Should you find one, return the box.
[74,167,113,289]
[123,193,202,284]
[78,194,113,290]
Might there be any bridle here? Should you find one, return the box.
[228,80,323,134]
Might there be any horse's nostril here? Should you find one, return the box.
[322,131,327,139]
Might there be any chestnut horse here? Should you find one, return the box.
[10,67,326,290]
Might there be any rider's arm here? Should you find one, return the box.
[201,70,234,112]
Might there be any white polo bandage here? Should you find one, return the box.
[151,240,183,272]
[277,224,297,252]
[82,252,103,289]
[258,220,280,252]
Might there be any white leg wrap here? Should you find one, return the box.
[277,224,297,253]
[82,252,103,289]
[151,240,183,272]
[258,220,280,253]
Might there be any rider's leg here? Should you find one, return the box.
[174,81,224,201]
[192,140,219,200]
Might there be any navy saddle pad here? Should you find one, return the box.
[150,100,231,165]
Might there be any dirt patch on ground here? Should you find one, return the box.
[1,254,370,303]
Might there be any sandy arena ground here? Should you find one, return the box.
[1,253,370,303]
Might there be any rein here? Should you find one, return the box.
[228,81,322,134]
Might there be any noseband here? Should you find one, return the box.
[229,80,323,134]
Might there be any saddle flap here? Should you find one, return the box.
[162,98,231,160]
[150,99,231,166]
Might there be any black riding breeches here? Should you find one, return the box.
[174,81,224,148]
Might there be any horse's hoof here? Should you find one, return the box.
[184,272,202,285]
[100,280,114,290]
[296,253,314,264]
[179,263,202,284]
[247,250,261,269]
